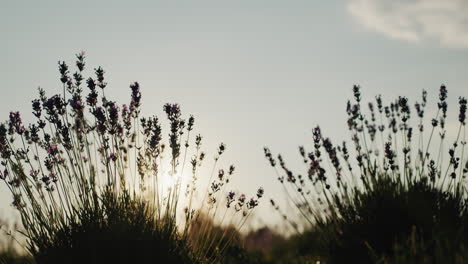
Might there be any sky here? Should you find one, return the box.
[1,0,468,229]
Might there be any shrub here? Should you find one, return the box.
[0,52,263,264]
[265,85,468,263]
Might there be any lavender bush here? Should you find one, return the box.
[0,52,263,264]
[265,85,468,263]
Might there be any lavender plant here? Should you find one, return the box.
[0,52,263,264]
[265,85,468,263]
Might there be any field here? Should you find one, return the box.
[0,53,466,264]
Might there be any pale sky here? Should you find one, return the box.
[1,0,468,229]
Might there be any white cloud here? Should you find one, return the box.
[348,0,468,48]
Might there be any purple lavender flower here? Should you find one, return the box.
[130,82,142,116]
[247,198,259,209]
[238,194,246,204]
[163,103,181,121]
[92,107,107,134]
[218,169,225,181]
[438,84,448,118]
[58,61,69,84]
[76,51,85,72]
[256,187,264,198]
[9,111,25,134]
[353,85,361,103]
[95,67,107,89]
[47,145,58,156]
[109,152,118,162]
[313,126,322,146]
[229,165,235,175]
[459,97,467,124]
[32,99,42,118]
[86,78,98,107]
[226,191,236,208]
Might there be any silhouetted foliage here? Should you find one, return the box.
[266,85,468,263]
[0,52,263,264]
